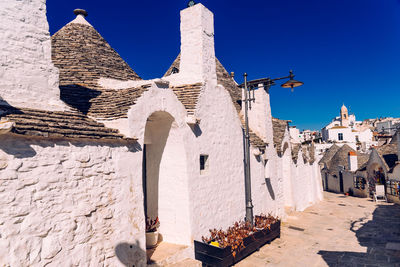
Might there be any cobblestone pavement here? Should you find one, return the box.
[168,192,400,267]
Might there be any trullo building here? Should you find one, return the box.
[0,1,322,266]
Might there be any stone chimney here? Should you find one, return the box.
[0,0,67,111]
[178,4,217,85]
[348,151,358,172]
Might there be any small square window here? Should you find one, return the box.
[338,133,343,141]
[200,155,209,174]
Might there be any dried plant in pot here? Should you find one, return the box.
[145,216,160,249]
[195,214,280,266]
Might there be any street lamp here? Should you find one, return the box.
[240,70,303,225]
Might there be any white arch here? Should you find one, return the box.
[128,87,193,245]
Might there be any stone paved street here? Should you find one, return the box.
[168,192,400,267]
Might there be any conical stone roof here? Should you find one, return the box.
[319,144,340,166]
[51,12,141,88]
[272,118,289,155]
[328,144,354,172]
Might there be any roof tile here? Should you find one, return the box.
[0,105,129,140]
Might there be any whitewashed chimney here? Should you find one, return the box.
[0,0,66,111]
[178,4,217,85]
[348,151,358,172]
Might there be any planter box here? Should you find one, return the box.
[194,221,280,267]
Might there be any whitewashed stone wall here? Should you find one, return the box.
[190,82,248,237]
[281,148,294,207]
[282,150,323,212]
[161,2,284,238]
[273,121,322,213]
[322,171,342,193]
[312,161,324,201]
[342,170,358,194]
[245,84,270,141]
[126,79,284,247]
[0,0,66,110]
[243,84,284,218]
[291,154,312,211]
[0,135,145,267]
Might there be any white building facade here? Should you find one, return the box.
[321,104,373,149]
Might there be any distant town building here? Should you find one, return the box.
[289,126,301,143]
[376,118,400,135]
[321,104,373,150]
[289,126,321,144]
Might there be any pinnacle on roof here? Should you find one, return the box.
[73,9,88,17]
[51,9,141,88]
[341,103,348,112]
[69,9,92,27]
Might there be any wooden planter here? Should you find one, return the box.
[194,221,280,267]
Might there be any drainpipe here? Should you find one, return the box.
[243,74,254,226]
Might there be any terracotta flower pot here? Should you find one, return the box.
[146,231,159,248]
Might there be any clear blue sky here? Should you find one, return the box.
[47,0,400,131]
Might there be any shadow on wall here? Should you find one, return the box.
[74,140,142,153]
[265,178,275,200]
[318,204,400,266]
[115,241,159,267]
[189,123,202,137]
[0,104,38,158]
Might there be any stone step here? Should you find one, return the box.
[147,242,195,266]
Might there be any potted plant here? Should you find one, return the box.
[146,216,160,249]
[195,214,280,266]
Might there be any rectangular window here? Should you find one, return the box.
[354,176,366,190]
[338,133,343,141]
[200,155,209,174]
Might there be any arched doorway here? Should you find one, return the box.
[368,164,386,197]
[142,111,191,246]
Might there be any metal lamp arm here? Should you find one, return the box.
[239,75,291,88]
